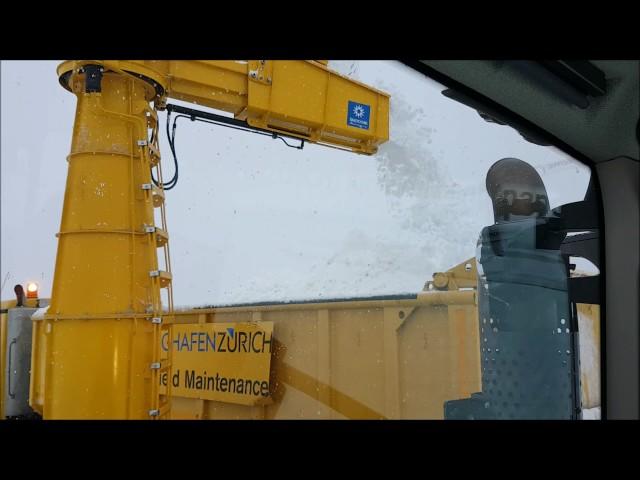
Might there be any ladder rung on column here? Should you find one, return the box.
[149,270,172,288]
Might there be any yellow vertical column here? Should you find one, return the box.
[44,65,165,419]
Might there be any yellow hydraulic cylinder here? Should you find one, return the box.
[43,65,166,419]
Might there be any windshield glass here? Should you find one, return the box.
[1,60,601,420]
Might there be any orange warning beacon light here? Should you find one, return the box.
[26,282,38,299]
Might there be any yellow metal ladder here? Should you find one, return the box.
[144,105,174,420]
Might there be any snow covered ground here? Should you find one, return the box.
[1,61,591,307]
[582,407,601,420]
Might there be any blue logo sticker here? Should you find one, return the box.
[347,101,370,130]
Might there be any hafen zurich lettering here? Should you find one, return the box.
[162,328,272,354]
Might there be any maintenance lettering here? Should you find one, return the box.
[161,369,270,398]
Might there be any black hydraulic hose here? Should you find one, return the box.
[151,104,306,191]
[151,110,179,190]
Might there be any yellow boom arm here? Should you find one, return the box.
[57,60,389,155]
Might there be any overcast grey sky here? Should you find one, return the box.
[1,61,591,305]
